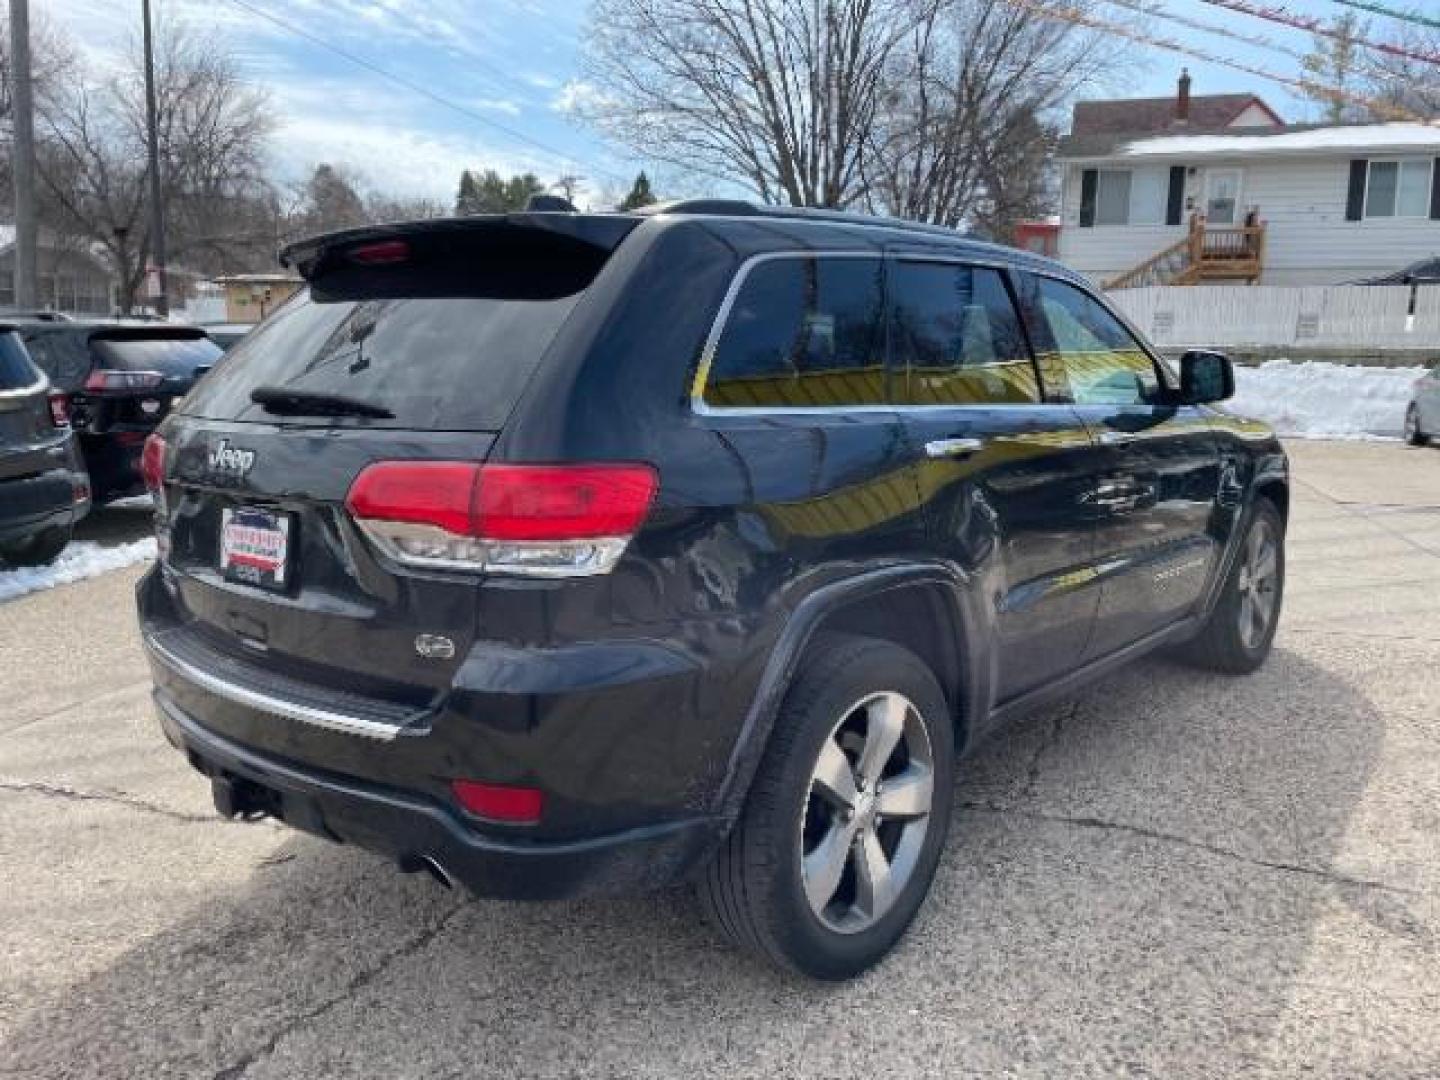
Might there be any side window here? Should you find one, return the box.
[889,262,1040,405]
[1032,278,1160,406]
[0,333,41,390]
[702,256,886,409]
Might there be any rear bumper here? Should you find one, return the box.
[80,432,147,501]
[0,467,88,543]
[154,690,724,900]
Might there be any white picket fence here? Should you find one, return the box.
[1107,286,1440,351]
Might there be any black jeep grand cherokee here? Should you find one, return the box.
[137,203,1287,979]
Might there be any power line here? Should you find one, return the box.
[1198,0,1440,67]
[219,0,716,198]
[218,0,586,173]
[1330,0,1440,34]
[1102,0,1307,62]
[997,0,1427,121]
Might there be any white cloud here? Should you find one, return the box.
[272,114,573,198]
[471,98,523,117]
[41,0,638,201]
[550,78,612,115]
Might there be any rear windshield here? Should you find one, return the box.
[20,331,91,390]
[92,335,223,375]
[0,332,42,391]
[181,289,580,431]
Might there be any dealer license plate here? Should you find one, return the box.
[219,507,292,591]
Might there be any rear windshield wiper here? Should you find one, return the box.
[249,386,394,419]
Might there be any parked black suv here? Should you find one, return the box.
[18,321,222,503]
[137,205,1288,979]
[0,326,89,565]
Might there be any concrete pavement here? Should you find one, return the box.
[2,440,1438,1078]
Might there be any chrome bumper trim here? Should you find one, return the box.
[144,635,403,742]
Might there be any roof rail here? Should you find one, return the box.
[637,198,967,241]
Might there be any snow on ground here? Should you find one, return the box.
[0,537,156,604]
[1227,360,1425,440]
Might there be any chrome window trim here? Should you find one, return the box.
[0,373,48,400]
[145,635,406,742]
[690,249,1063,418]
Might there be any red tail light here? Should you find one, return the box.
[140,433,168,492]
[345,461,658,577]
[348,239,410,265]
[84,369,166,392]
[451,780,544,824]
[47,391,70,427]
[477,464,659,541]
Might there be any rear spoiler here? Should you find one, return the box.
[279,214,640,283]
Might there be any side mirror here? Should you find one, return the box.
[1179,350,1234,404]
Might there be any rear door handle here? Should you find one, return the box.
[923,437,984,459]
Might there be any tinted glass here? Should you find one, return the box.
[181,289,580,431]
[890,263,1038,405]
[21,331,92,390]
[1033,278,1159,406]
[0,332,41,391]
[92,336,223,375]
[703,257,886,408]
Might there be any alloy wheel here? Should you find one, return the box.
[799,691,935,934]
[1235,518,1279,650]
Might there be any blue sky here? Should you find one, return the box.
[46,0,1373,208]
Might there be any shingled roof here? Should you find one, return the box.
[1071,93,1283,138]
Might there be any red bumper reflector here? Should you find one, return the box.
[140,433,167,492]
[452,780,544,824]
[47,391,70,427]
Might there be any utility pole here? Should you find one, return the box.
[10,0,38,309]
[141,0,169,317]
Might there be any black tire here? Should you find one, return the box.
[0,526,72,568]
[1176,499,1284,675]
[697,634,955,980]
[1404,405,1429,447]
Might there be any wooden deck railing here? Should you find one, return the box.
[1106,214,1267,291]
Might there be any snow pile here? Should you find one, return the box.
[0,537,156,604]
[1227,360,1425,440]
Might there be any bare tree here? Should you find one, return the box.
[552,173,585,204]
[0,12,77,208]
[35,22,273,311]
[864,0,1115,230]
[1363,27,1440,120]
[580,0,927,207]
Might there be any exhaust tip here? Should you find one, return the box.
[398,854,454,889]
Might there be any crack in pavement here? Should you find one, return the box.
[1286,627,1440,644]
[211,901,469,1080]
[0,779,214,825]
[1293,477,1440,561]
[957,800,1431,899]
[0,678,152,738]
[1021,701,1075,799]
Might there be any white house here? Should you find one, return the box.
[1056,73,1440,288]
[0,225,115,314]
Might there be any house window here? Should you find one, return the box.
[1366,159,1432,219]
[1090,167,1168,226]
[1095,170,1130,225]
